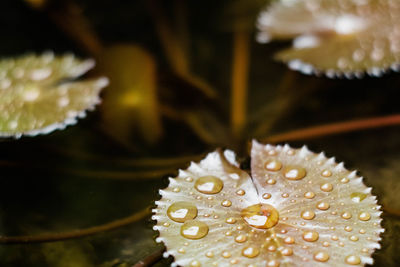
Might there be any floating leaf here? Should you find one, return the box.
[257,0,400,78]
[153,140,383,266]
[0,52,108,137]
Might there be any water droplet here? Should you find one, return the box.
[267,178,276,185]
[317,202,330,210]
[331,235,339,241]
[263,193,272,199]
[265,159,282,171]
[230,259,238,264]
[304,192,315,199]
[284,236,295,244]
[313,251,329,262]
[267,260,280,267]
[323,241,330,247]
[173,187,180,192]
[236,189,245,196]
[351,192,367,203]
[349,235,359,241]
[185,177,193,182]
[301,210,315,220]
[284,166,306,180]
[242,246,260,258]
[341,212,352,219]
[344,226,353,232]
[167,202,198,223]
[358,212,371,221]
[221,200,232,207]
[241,204,279,229]
[30,68,52,81]
[206,251,214,258]
[359,229,366,234]
[163,222,170,227]
[341,177,349,183]
[345,255,361,265]
[320,183,333,192]
[222,251,231,258]
[235,234,247,243]
[302,231,319,242]
[281,193,289,198]
[180,220,209,239]
[226,217,236,224]
[322,170,332,177]
[281,247,293,256]
[195,176,223,194]
[225,231,232,236]
[23,86,40,102]
[190,260,201,267]
[178,248,185,253]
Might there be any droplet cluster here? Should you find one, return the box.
[153,141,383,266]
[0,52,108,137]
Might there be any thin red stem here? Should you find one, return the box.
[0,207,150,244]
[264,114,400,143]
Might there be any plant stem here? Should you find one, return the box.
[44,146,204,168]
[133,247,165,267]
[231,30,250,139]
[0,207,150,244]
[147,0,217,98]
[263,114,400,144]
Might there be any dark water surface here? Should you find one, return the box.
[1,1,400,266]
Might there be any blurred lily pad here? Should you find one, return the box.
[0,52,108,137]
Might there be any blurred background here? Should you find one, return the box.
[1,0,400,266]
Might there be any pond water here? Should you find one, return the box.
[0,1,399,266]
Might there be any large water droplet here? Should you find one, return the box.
[301,210,315,220]
[321,169,332,177]
[195,176,223,194]
[304,191,315,199]
[190,260,201,267]
[167,202,198,223]
[281,247,293,256]
[180,220,209,239]
[284,236,295,244]
[317,202,330,210]
[222,251,231,258]
[265,159,282,171]
[351,192,367,203]
[267,260,280,267]
[345,255,361,265]
[313,251,329,262]
[235,234,247,243]
[358,212,371,221]
[221,200,232,207]
[242,246,260,258]
[226,217,236,224]
[284,166,306,180]
[302,231,319,242]
[263,193,272,199]
[241,204,279,229]
[236,189,245,196]
[320,183,333,192]
[341,212,352,219]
